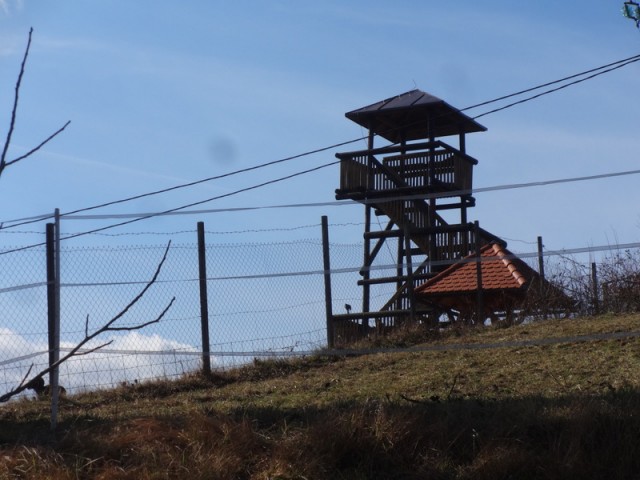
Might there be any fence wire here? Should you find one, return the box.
[2,219,638,399]
[0,223,381,396]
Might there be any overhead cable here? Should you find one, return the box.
[472,55,640,119]
[2,161,638,257]
[461,53,640,112]
[59,166,640,220]
[58,161,340,242]
[2,52,638,231]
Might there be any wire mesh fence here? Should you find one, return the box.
[0,220,388,397]
[2,215,640,400]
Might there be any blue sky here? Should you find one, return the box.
[1,1,640,393]
[1,1,639,253]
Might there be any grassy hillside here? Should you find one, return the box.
[2,314,640,479]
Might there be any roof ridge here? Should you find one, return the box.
[491,243,527,286]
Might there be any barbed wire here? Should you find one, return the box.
[0,222,366,238]
[1,240,639,294]
[2,163,640,259]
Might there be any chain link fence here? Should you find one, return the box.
[0,220,389,397]
[2,216,639,399]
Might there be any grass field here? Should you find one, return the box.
[2,313,640,479]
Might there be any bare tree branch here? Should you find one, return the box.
[17,364,35,390]
[0,27,32,173]
[4,120,71,168]
[0,241,175,403]
[0,28,71,179]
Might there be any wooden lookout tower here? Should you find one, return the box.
[332,90,506,337]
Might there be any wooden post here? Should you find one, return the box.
[474,221,484,325]
[197,222,211,375]
[396,229,404,310]
[427,122,437,270]
[321,216,335,349]
[362,128,375,321]
[591,262,600,315]
[404,222,415,323]
[362,205,371,319]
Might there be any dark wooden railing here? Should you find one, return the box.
[336,141,476,198]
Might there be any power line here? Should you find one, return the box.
[1,161,639,258]
[472,55,640,119]
[461,53,640,113]
[3,52,637,231]
[58,160,340,242]
[0,161,339,255]
[0,51,636,259]
[59,166,640,220]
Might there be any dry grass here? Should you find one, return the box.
[3,314,640,478]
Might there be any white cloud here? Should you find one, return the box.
[0,328,203,398]
[0,0,23,15]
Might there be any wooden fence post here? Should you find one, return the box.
[197,222,211,375]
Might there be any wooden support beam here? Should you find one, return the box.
[359,220,395,275]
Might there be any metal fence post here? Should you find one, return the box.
[46,209,61,430]
[537,236,548,319]
[537,236,545,281]
[591,262,600,315]
[321,216,334,349]
[197,222,211,375]
[46,222,56,375]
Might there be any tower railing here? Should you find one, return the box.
[335,140,477,200]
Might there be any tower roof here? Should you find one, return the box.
[345,89,486,143]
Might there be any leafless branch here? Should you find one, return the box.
[0,242,175,403]
[0,28,71,179]
[4,120,71,168]
[70,341,113,357]
[0,27,32,173]
[17,364,35,390]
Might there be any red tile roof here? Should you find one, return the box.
[415,243,537,296]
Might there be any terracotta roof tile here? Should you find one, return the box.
[415,243,537,296]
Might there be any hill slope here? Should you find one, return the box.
[2,314,640,479]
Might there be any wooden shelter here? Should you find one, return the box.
[414,242,568,324]
[329,90,507,342]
